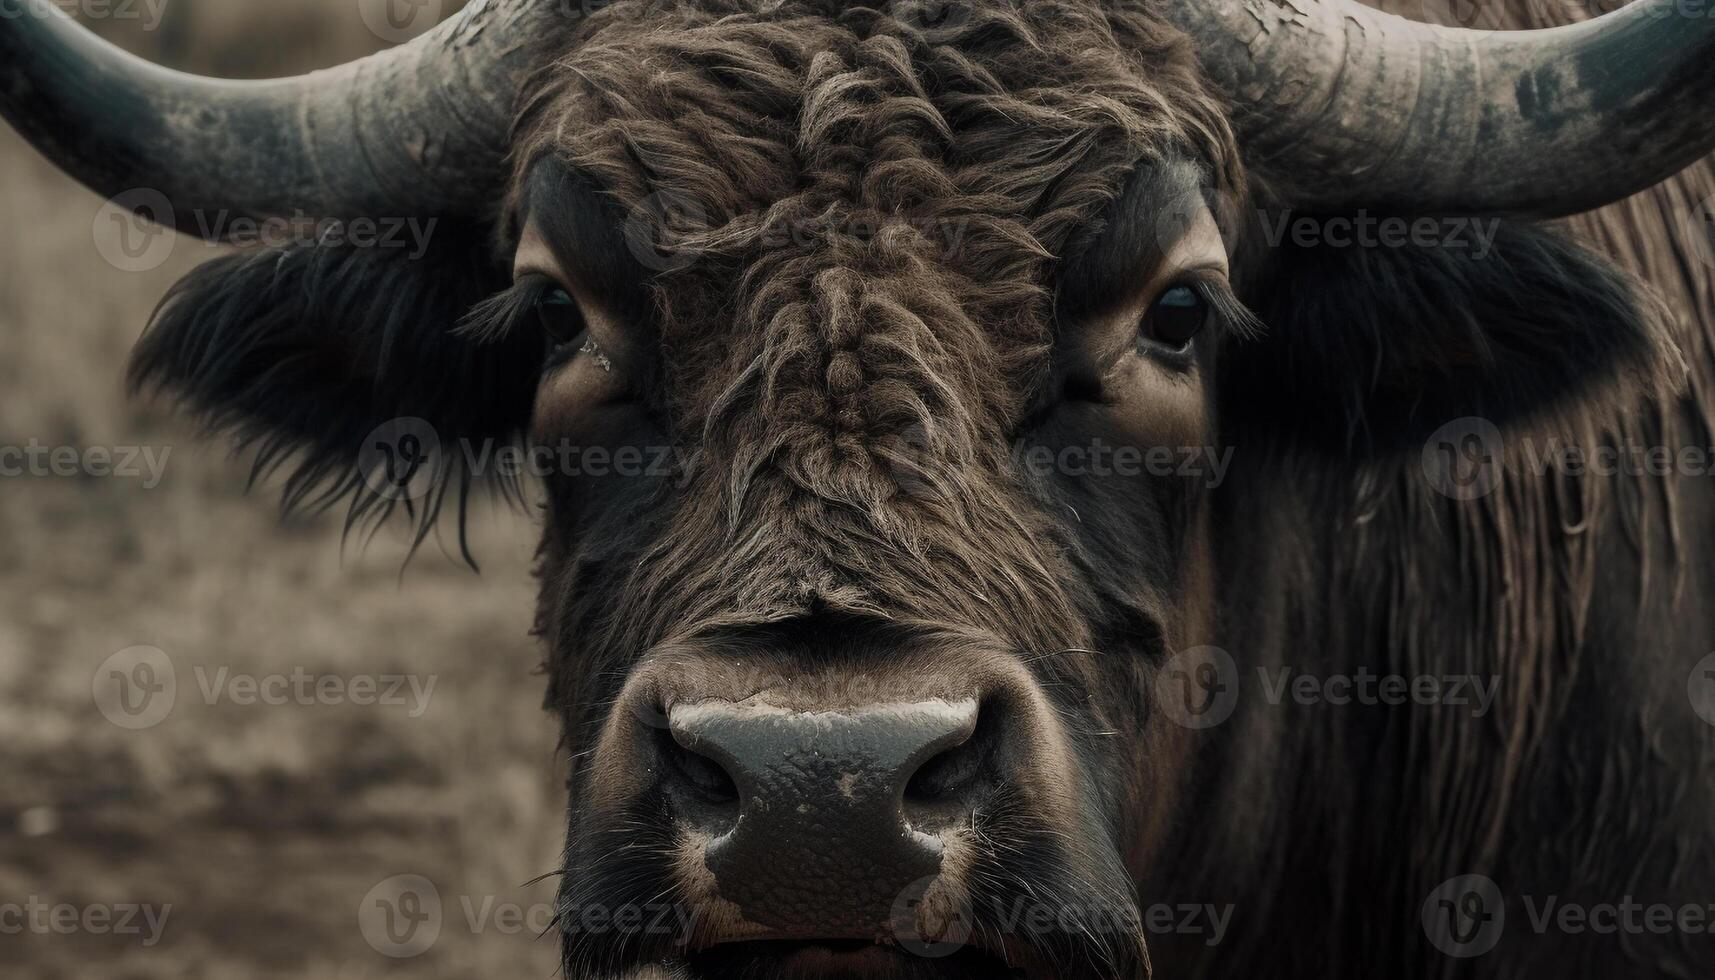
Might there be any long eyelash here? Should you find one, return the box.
[454,274,554,344]
[1183,276,1265,341]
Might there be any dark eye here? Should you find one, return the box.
[1141,284,1209,351]
[535,286,588,348]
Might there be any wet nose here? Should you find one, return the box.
[664,698,981,936]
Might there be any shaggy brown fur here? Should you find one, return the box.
[509,0,1237,738]
[1159,3,1715,977]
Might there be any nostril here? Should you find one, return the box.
[658,728,740,808]
[903,706,990,824]
[676,746,741,804]
[904,738,983,804]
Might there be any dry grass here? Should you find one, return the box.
[0,4,565,977]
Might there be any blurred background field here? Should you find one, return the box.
[0,2,563,976]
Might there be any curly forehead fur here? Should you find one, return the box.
[514,0,1237,648]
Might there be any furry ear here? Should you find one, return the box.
[1223,216,1684,454]
[129,226,544,563]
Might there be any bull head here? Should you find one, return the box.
[5,2,1713,979]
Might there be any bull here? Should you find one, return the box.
[4,0,1714,977]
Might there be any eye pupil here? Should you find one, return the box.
[536,287,587,348]
[1143,285,1208,350]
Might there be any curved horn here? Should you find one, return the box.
[0,0,561,237]
[1162,0,1715,217]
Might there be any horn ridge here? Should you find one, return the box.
[0,0,563,238]
[1161,0,1715,217]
